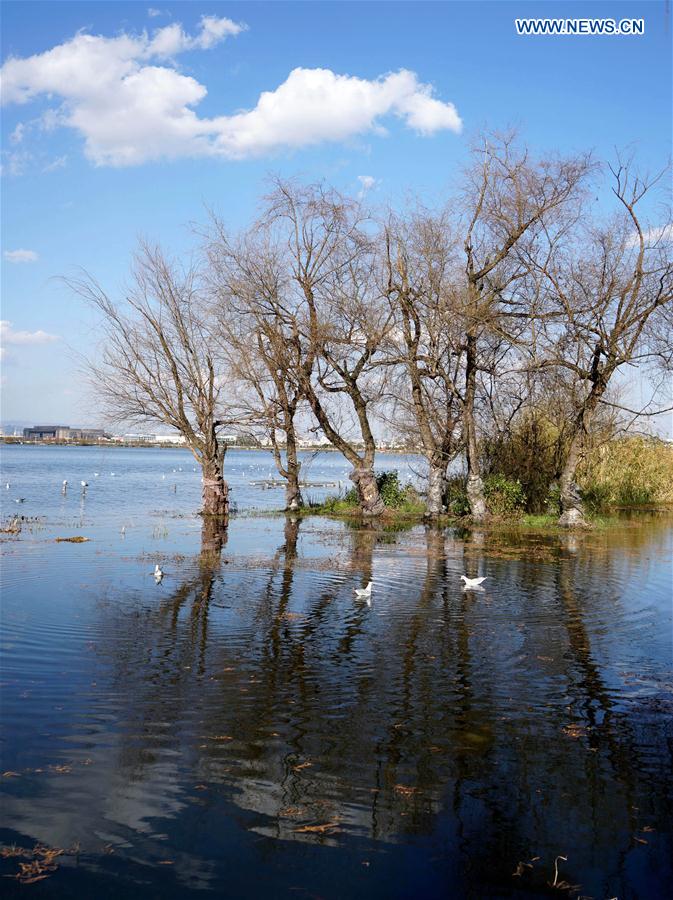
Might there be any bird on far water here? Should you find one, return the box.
[154,564,164,583]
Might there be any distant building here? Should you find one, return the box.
[22,425,110,441]
[155,434,187,445]
[23,425,72,440]
[119,433,157,443]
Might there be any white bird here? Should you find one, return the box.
[354,581,373,601]
[81,480,88,488]
[110,472,115,476]
[154,564,164,583]
[120,525,126,536]
[14,498,25,503]
[460,575,488,588]
[62,479,68,486]
[94,472,99,477]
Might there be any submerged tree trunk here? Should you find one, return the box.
[285,478,302,512]
[350,467,386,516]
[464,332,488,522]
[200,515,228,566]
[202,458,229,519]
[425,460,447,518]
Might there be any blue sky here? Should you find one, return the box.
[1,1,670,428]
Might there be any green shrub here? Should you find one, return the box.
[332,471,415,510]
[545,482,561,515]
[376,471,408,508]
[444,477,470,517]
[483,474,527,518]
[580,482,613,513]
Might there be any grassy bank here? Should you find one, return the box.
[297,468,671,531]
[299,503,630,531]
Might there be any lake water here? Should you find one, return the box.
[1,446,672,898]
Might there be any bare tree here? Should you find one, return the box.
[458,134,591,520]
[68,241,235,519]
[382,209,464,517]
[205,225,307,510]
[529,161,673,525]
[268,180,393,516]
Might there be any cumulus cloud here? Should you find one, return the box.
[0,19,461,167]
[210,68,461,160]
[3,248,38,263]
[1,320,59,345]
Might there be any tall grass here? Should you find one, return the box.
[579,436,673,507]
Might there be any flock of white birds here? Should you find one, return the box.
[4,466,488,594]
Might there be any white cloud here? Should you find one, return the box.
[42,155,67,173]
[2,150,31,176]
[1,320,59,345]
[210,68,461,160]
[643,224,673,245]
[357,174,377,198]
[147,8,164,18]
[627,224,673,248]
[10,122,24,144]
[3,248,38,263]
[0,20,461,167]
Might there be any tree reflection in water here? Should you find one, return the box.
[1,516,671,897]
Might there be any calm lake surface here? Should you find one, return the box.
[1,445,672,898]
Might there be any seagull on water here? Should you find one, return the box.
[354,581,373,603]
[14,498,25,503]
[5,483,10,489]
[81,480,88,488]
[460,575,488,589]
[153,564,164,583]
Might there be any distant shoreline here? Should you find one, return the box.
[0,438,414,454]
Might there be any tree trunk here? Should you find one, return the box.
[558,435,587,526]
[425,461,446,518]
[464,332,488,522]
[466,474,488,521]
[200,515,228,567]
[350,467,385,516]
[284,433,303,511]
[202,459,229,519]
[285,477,302,512]
[558,381,605,527]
